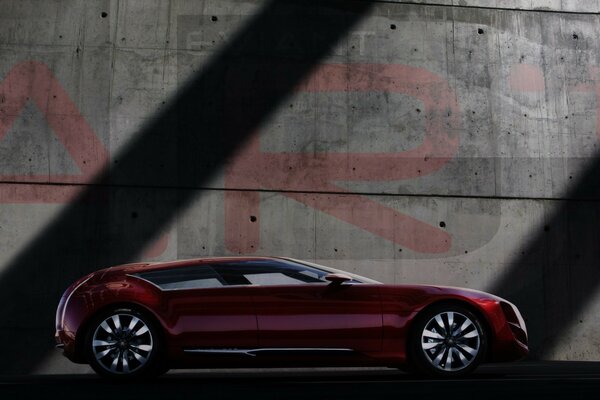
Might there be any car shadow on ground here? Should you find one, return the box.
[3,363,600,399]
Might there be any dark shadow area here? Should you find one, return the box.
[491,156,600,358]
[1,362,600,399]
[0,0,373,374]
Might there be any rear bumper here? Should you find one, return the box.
[55,329,85,363]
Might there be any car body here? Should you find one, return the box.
[55,256,528,378]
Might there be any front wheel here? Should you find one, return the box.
[85,308,162,378]
[409,304,487,377]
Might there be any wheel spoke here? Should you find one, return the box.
[112,315,122,331]
[133,325,149,337]
[423,329,444,340]
[130,344,152,352]
[122,350,130,373]
[447,312,454,333]
[128,316,139,331]
[455,347,468,366]
[93,340,116,347]
[422,341,443,350]
[110,353,120,372]
[461,330,479,339]
[434,315,446,335]
[100,321,113,335]
[444,347,454,370]
[96,347,115,358]
[432,347,446,367]
[130,348,148,363]
[457,319,473,335]
[457,343,478,356]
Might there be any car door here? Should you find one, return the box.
[134,264,257,349]
[213,260,382,353]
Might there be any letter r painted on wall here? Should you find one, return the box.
[224,63,461,254]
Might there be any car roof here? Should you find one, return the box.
[105,256,283,274]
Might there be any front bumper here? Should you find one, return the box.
[488,301,529,361]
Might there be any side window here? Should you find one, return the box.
[213,261,328,286]
[133,265,224,290]
[245,272,307,286]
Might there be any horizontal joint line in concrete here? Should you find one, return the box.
[361,0,600,16]
[0,43,111,50]
[1,180,600,203]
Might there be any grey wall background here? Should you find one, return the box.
[1,0,600,373]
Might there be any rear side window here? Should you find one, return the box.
[213,261,328,286]
[132,265,224,290]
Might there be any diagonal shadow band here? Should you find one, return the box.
[491,156,600,359]
[0,0,373,374]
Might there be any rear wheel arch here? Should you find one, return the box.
[75,302,166,362]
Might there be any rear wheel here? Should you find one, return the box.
[85,308,163,378]
[409,304,487,377]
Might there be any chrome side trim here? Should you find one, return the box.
[183,348,355,357]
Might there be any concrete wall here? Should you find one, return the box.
[1,0,600,373]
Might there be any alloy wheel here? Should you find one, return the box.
[420,311,481,372]
[91,313,154,374]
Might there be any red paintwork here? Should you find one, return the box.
[55,257,528,369]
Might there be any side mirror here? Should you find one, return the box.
[324,273,352,284]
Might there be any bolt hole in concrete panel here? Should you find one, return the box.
[249,215,257,222]
[101,12,107,18]
[477,28,484,34]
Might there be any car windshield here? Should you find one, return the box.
[279,257,382,284]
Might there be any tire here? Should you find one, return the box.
[85,308,164,379]
[408,303,487,377]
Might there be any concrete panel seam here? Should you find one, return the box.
[1,181,599,203]
[356,0,600,15]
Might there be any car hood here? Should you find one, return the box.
[382,283,507,302]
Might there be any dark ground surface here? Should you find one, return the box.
[1,362,599,399]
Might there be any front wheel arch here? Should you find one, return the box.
[406,300,491,376]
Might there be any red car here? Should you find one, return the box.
[55,256,528,378]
